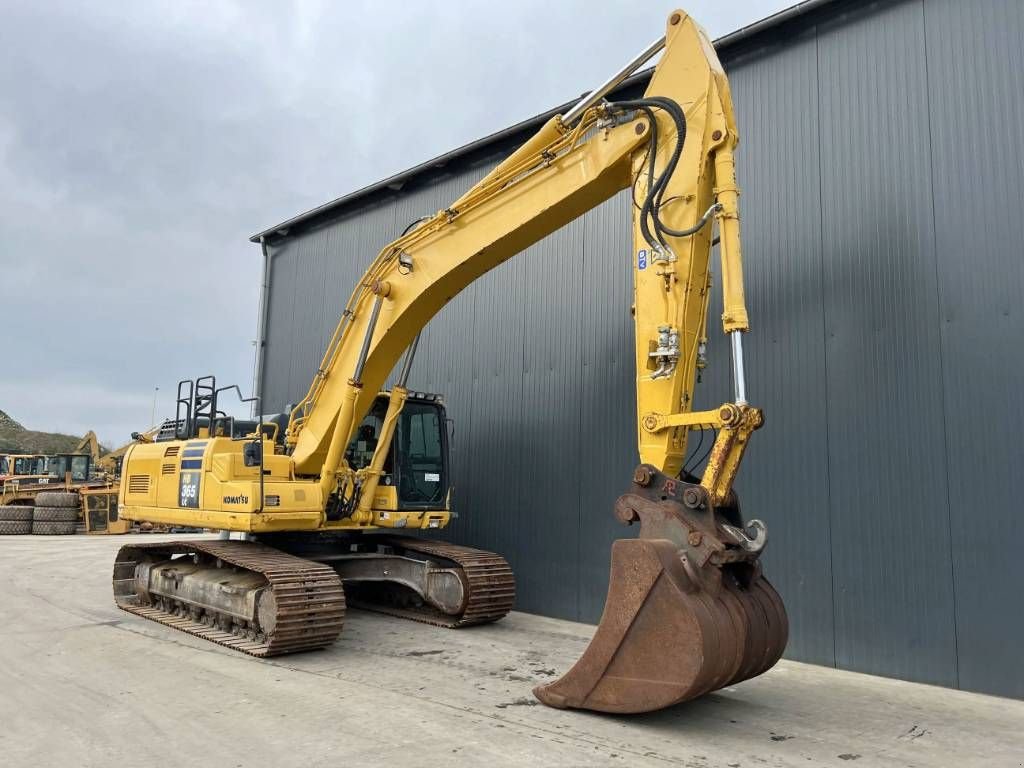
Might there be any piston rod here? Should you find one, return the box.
[397,332,421,388]
[561,36,666,126]
[730,331,747,405]
[352,296,384,384]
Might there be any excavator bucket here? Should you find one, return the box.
[534,466,788,714]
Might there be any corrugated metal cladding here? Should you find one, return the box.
[257,0,1024,698]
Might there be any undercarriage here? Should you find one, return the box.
[113,534,515,656]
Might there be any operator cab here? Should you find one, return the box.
[0,454,47,478]
[345,391,450,511]
[47,453,92,483]
[0,454,50,489]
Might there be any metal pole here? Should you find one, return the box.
[730,331,747,405]
[561,36,666,126]
[254,394,265,516]
[397,333,421,388]
[150,386,159,427]
[252,237,272,418]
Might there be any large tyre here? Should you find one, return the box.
[34,491,79,508]
[33,506,79,523]
[32,520,77,535]
[0,519,32,535]
[0,505,33,522]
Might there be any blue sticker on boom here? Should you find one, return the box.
[637,249,648,270]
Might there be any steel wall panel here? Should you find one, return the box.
[923,0,1024,698]
[513,222,587,616]
[262,239,300,414]
[575,193,641,622]
[456,256,526,585]
[257,0,1023,697]
[816,0,956,686]
[727,28,836,667]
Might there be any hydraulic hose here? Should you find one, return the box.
[612,97,690,252]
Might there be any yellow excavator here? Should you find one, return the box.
[97,426,161,479]
[73,430,101,466]
[114,9,787,714]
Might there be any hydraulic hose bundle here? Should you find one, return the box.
[614,97,718,256]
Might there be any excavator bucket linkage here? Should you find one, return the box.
[535,465,787,713]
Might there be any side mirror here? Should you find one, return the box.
[243,441,262,468]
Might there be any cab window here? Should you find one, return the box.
[70,456,90,482]
[345,399,389,472]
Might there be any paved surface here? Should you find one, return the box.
[1,534,1021,768]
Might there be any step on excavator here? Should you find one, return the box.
[114,8,787,714]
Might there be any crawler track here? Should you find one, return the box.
[346,535,516,627]
[113,539,346,657]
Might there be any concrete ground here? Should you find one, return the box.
[0,534,1020,768]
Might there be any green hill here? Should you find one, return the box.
[0,410,86,455]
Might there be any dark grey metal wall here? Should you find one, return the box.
[257,0,1024,698]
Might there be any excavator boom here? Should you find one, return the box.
[282,11,763,515]
[73,430,101,466]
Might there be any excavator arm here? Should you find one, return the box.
[73,430,101,466]
[98,425,159,477]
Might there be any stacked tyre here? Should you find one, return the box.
[32,492,79,535]
[0,505,33,535]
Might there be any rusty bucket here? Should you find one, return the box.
[534,466,788,714]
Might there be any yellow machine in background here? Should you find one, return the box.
[115,9,786,714]
[72,431,101,467]
[73,426,165,534]
[77,425,165,534]
[94,425,159,480]
[0,453,48,480]
[79,487,130,535]
[0,429,163,535]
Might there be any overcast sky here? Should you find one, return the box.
[1,0,789,447]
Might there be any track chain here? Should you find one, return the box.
[113,539,345,657]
